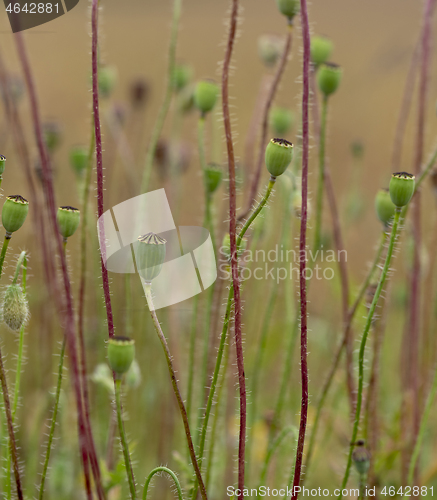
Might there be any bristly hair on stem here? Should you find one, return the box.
[291,0,310,497]
[222,1,246,498]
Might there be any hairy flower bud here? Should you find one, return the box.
[204,164,223,195]
[265,138,293,178]
[2,284,28,332]
[108,337,135,378]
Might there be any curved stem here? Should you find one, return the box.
[338,209,402,498]
[141,0,182,192]
[144,284,207,500]
[115,379,137,499]
[143,466,183,500]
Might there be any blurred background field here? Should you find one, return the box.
[0,0,436,498]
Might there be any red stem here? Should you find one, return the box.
[13,31,105,500]
[222,1,245,497]
[91,0,115,339]
[291,2,310,498]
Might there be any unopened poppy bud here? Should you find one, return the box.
[2,195,29,236]
[57,206,80,240]
[269,107,294,135]
[275,0,299,21]
[0,155,6,177]
[43,122,62,153]
[69,146,88,177]
[108,336,135,378]
[352,440,371,475]
[194,80,219,115]
[173,64,193,92]
[98,65,117,99]
[310,35,333,66]
[136,232,166,282]
[317,62,342,96]
[375,189,396,227]
[2,284,28,332]
[204,164,223,194]
[265,138,293,178]
[389,172,415,208]
[258,34,285,67]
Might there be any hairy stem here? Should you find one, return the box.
[143,467,183,500]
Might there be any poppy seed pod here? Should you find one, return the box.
[265,138,293,178]
[258,34,285,67]
[2,284,29,332]
[194,80,219,115]
[204,164,223,195]
[375,189,396,227]
[352,440,371,475]
[108,336,135,378]
[0,155,5,176]
[317,62,342,96]
[275,0,299,20]
[69,146,88,177]
[389,172,415,208]
[173,64,193,92]
[310,35,333,66]
[2,195,29,236]
[57,206,80,240]
[269,107,294,135]
[136,233,166,282]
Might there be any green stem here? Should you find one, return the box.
[0,236,11,279]
[338,209,402,498]
[187,293,199,425]
[198,115,207,171]
[314,94,328,252]
[115,379,137,500]
[144,284,207,500]
[143,466,183,500]
[141,0,181,192]
[407,360,437,486]
[191,178,276,500]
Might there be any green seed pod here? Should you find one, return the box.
[194,80,219,115]
[375,189,396,227]
[107,336,135,378]
[317,62,342,96]
[57,206,80,240]
[352,440,371,475]
[2,195,29,236]
[310,35,333,66]
[173,64,193,92]
[2,284,28,332]
[204,164,223,195]
[389,172,415,208]
[136,233,166,282]
[43,122,62,153]
[69,146,88,177]
[0,155,6,177]
[258,34,285,67]
[269,107,294,135]
[265,138,293,178]
[98,65,117,99]
[275,0,299,20]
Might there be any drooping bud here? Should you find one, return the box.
[2,284,29,332]
[136,233,166,282]
[57,206,80,240]
[389,172,415,208]
[269,107,294,135]
[194,80,219,115]
[0,155,6,177]
[258,34,285,67]
[265,138,293,178]
[69,146,88,177]
[2,195,29,236]
[98,65,117,99]
[310,35,333,66]
[275,0,299,21]
[375,189,396,227]
[317,62,342,96]
[173,63,193,92]
[352,440,371,475]
[107,337,135,378]
[204,164,223,195]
